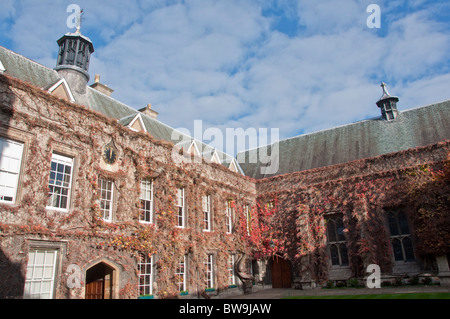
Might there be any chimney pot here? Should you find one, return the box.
[139,104,159,120]
[90,74,114,96]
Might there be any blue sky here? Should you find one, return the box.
[1,0,450,153]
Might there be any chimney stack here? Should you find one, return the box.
[139,104,159,120]
[90,74,114,96]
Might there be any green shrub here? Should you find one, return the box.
[347,278,360,288]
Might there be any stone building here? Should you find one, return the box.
[238,83,450,288]
[0,29,255,299]
[0,28,449,299]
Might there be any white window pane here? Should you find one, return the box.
[24,250,57,299]
[34,266,44,279]
[0,138,23,203]
[35,251,45,264]
[26,266,34,280]
[139,181,150,200]
[1,171,16,187]
[23,282,31,296]
[177,189,182,206]
[0,174,16,199]
[0,157,11,172]
[28,251,36,261]
[43,266,54,279]
[0,140,23,173]
[44,251,56,265]
[41,281,52,293]
[7,158,20,173]
[48,153,73,210]
[31,282,41,295]
[202,196,209,212]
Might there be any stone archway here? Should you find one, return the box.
[84,258,120,299]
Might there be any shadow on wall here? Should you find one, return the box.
[0,75,23,298]
[0,247,25,299]
[0,74,15,128]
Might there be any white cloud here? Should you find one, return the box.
[3,0,450,155]
[383,11,450,81]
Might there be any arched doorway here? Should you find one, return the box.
[271,256,292,288]
[85,261,118,299]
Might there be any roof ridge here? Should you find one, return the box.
[237,99,450,155]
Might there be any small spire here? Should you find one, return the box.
[75,9,84,34]
[380,82,392,99]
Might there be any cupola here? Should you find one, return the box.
[376,82,399,121]
[54,18,94,95]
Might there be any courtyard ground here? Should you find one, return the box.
[224,285,450,299]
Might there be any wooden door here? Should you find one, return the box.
[85,279,104,299]
[272,258,292,288]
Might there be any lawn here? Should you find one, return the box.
[285,293,450,299]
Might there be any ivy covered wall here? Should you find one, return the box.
[0,74,256,299]
[0,73,448,298]
[253,141,449,284]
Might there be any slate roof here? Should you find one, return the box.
[237,100,450,179]
[0,45,242,173]
[2,44,449,180]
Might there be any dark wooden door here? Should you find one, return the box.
[272,258,292,288]
[85,279,104,299]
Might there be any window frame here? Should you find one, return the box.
[202,195,211,232]
[23,249,58,299]
[176,255,187,292]
[325,214,349,267]
[99,178,114,222]
[176,188,185,228]
[245,205,251,235]
[228,254,236,286]
[386,210,415,262]
[226,200,233,234]
[0,137,24,204]
[204,254,214,289]
[139,179,154,224]
[138,254,154,296]
[46,153,74,212]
